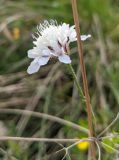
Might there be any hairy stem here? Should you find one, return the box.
[67,63,85,100]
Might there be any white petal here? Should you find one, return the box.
[61,23,69,30]
[28,49,39,58]
[81,34,91,41]
[58,54,71,64]
[62,37,68,45]
[69,32,77,42]
[70,25,75,30]
[50,52,57,57]
[38,56,50,66]
[27,59,40,74]
[42,50,51,56]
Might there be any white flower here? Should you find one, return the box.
[27,20,91,74]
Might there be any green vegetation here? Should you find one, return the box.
[0,0,119,159]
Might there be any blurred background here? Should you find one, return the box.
[0,0,119,159]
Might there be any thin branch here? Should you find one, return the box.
[56,138,94,160]
[0,136,79,143]
[67,138,93,150]
[98,112,119,138]
[0,136,102,160]
[101,142,119,154]
[67,138,101,160]
[71,0,95,158]
[0,108,89,134]
[100,134,119,140]
[95,141,101,160]
[61,149,68,160]
[71,0,94,139]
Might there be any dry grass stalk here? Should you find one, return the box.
[0,108,89,133]
[0,136,79,143]
[71,0,95,159]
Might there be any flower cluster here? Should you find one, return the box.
[27,20,91,74]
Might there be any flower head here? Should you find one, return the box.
[27,20,91,74]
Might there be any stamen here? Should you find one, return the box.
[37,25,41,34]
[64,44,69,53]
[48,46,54,51]
[32,34,37,40]
[57,40,62,47]
[43,20,49,27]
[67,36,70,42]
[50,19,56,26]
[39,24,44,32]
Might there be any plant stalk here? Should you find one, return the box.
[71,0,95,159]
[67,63,84,100]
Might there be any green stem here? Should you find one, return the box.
[67,63,85,100]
